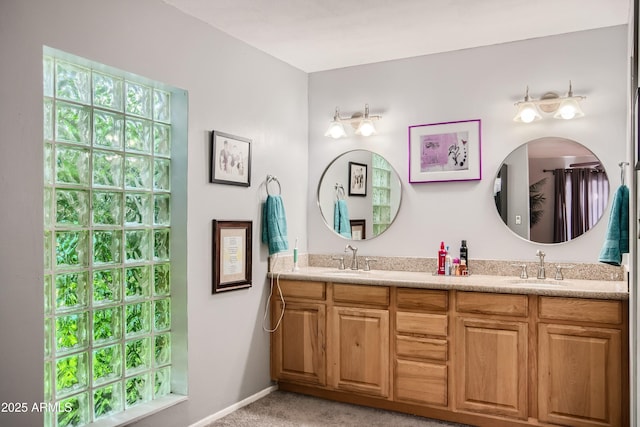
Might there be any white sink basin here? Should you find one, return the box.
[505,278,569,287]
[322,269,371,277]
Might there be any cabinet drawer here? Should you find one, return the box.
[333,283,389,306]
[456,292,528,317]
[397,288,448,312]
[395,359,447,407]
[538,297,622,325]
[277,280,326,300]
[396,336,447,361]
[396,312,447,337]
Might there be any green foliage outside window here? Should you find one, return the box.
[44,52,172,426]
[57,395,83,427]
[94,385,115,418]
[125,375,147,407]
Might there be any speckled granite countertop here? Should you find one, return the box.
[268,266,629,300]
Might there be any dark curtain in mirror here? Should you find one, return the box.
[552,168,609,243]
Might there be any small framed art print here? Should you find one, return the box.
[210,130,251,186]
[348,161,367,196]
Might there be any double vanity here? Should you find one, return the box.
[289,132,629,426]
[268,263,628,427]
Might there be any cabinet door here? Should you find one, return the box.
[455,317,528,419]
[538,323,622,427]
[272,301,326,385]
[331,306,389,397]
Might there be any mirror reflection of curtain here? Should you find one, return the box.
[553,168,609,243]
[553,169,568,242]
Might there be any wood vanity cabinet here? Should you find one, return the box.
[270,280,326,386]
[537,297,626,427]
[330,283,390,397]
[271,281,390,397]
[271,279,629,427]
[454,292,529,420]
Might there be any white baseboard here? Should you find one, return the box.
[189,385,278,427]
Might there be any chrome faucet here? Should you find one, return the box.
[345,244,359,270]
[536,250,546,279]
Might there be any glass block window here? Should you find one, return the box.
[44,52,173,426]
[372,154,392,236]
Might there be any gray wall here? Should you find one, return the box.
[0,1,630,426]
[308,26,628,264]
[0,1,308,426]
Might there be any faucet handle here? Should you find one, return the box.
[554,264,574,280]
[363,257,377,271]
[331,255,345,270]
[511,263,528,279]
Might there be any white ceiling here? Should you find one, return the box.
[163,0,630,73]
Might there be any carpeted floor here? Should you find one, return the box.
[208,390,472,427]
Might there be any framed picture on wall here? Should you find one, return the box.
[408,119,482,183]
[209,130,252,186]
[350,219,366,240]
[212,220,252,293]
[348,161,367,196]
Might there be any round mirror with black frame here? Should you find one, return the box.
[317,150,402,240]
[493,137,609,244]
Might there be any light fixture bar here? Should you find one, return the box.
[325,104,382,138]
[513,82,585,123]
[334,112,382,125]
[521,95,586,106]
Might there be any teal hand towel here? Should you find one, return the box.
[333,199,352,239]
[598,185,629,266]
[261,195,289,256]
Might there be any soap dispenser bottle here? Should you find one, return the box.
[444,246,452,276]
[437,241,447,275]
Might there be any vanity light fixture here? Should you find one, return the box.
[513,81,585,123]
[324,104,381,138]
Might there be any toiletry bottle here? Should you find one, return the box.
[460,240,468,269]
[444,246,452,276]
[453,258,460,276]
[292,237,300,272]
[437,241,446,275]
[460,260,468,276]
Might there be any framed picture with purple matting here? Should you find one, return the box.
[408,119,481,183]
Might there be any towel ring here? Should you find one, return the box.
[619,161,629,186]
[266,175,281,196]
[335,183,346,200]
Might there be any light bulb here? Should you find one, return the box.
[514,101,541,123]
[554,98,583,120]
[325,107,347,138]
[356,119,376,136]
[558,105,576,120]
[325,121,346,139]
[513,86,541,123]
[520,107,536,123]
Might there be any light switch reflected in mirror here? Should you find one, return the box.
[493,137,609,244]
[317,150,402,240]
